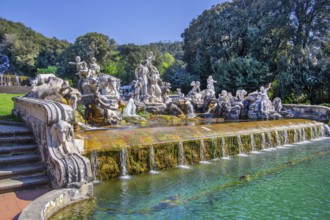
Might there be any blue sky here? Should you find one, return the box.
[1,0,225,44]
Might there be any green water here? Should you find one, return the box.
[53,138,330,220]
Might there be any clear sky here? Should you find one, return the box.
[1,0,225,45]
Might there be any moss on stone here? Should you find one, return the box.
[184,140,200,164]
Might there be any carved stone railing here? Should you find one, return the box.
[13,97,93,188]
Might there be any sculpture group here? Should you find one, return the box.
[27,52,292,126]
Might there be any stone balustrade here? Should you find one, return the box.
[12,97,93,188]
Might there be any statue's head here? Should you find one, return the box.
[75,56,81,62]
[221,90,227,96]
[260,86,265,91]
[91,57,96,63]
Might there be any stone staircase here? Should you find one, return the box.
[0,122,50,194]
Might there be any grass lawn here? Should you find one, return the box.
[0,93,24,121]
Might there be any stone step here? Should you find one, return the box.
[0,163,46,179]
[0,153,41,165]
[0,144,38,155]
[0,124,33,137]
[0,175,49,194]
[0,135,35,145]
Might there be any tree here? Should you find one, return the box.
[182,0,329,103]
[57,32,116,81]
[162,60,199,94]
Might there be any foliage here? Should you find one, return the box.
[162,60,199,93]
[57,32,116,82]
[149,41,184,60]
[213,57,269,93]
[0,93,23,121]
[0,18,69,76]
[37,66,57,74]
[182,0,330,103]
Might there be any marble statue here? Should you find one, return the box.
[26,76,81,111]
[15,75,20,86]
[89,57,100,77]
[128,52,175,114]
[30,73,56,87]
[187,81,201,97]
[134,63,149,100]
[207,76,217,92]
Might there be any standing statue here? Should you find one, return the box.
[147,70,162,102]
[134,63,149,100]
[15,75,20,86]
[0,73,3,85]
[207,76,217,92]
[89,57,100,78]
[257,83,272,112]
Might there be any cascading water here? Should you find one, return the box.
[120,148,131,179]
[177,141,190,169]
[200,139,211,164]
[221,137,230,160]
[296,128,308,144]
[275,131,280,146]
[283,130,288,144]
[237,135,248,157]
[311,127,316,140]
[150,146,159,174]
[250,134,260,154]
[90,151,100,183]
[294,129,299,143]
[322,124,330,137]
[264,132,276,151]
[261,133,266,150]
[211,138,219,160]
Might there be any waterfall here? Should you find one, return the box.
[275,131,282,146]
[310,127,314,140]
[294,129,299,143]
[302,128,307,141]
[299,128,306,142]
[221,137,230,160]
[177,141,190,169]
[323,125,330,137]
[237,135,248,156]
[311,127,317,140]
[150,146,159,174]
[200,139,211,164]
[120,148,131,179]
[261,133,266,149]
[90,151,100,183]
[263,132,276,151]
[296,128,308,144]
[250,133,261,154]
[211,138,219,160]
[283,130,290,145]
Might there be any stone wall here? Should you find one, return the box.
[0,85,31,94]
[283,104,330,122]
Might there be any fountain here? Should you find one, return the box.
[149,146,160,174]
[120,148,131,179]
[177,141,190,169]
[200,139,211,164]
[11,51,330,220]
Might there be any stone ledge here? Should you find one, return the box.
[18,183,93,220]
[283,104,330,121]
